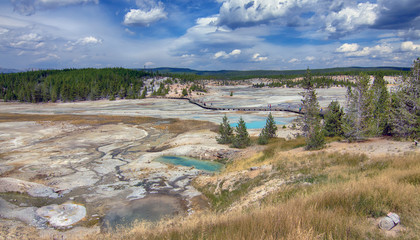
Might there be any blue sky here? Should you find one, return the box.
[0,0,419,70]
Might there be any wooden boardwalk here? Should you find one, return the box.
[188,99,304,114]
[151,96,311,115]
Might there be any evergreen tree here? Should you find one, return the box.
[257,127,269,145]
[232,117,251,148]
[265,112,278,138]
[298,68,325,150]
[343,73,372,141]
[370,73,391,136]
[391,58,420,138]
[216,115,234,144]
[323,101,344,137]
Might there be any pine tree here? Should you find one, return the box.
[343,73,372,141]
[216,115,234,144]
[232,117,251,148]
[370,73,390,136]
[265,112,278,138]
[298,68,325,150]
[323,100,344,137]
[257,127,269,145]
[391,58,420,138]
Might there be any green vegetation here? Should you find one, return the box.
[216,115,234,144]
[258,113,278,145]
[343,73,373,141]
[323,101,344,137]
[0,68,150,102]
[298,68,325,150]
[231,117,251,148]
[391,58,420,139]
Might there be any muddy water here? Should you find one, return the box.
[102,194,185,230]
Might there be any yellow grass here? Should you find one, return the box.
[81,149,420,240]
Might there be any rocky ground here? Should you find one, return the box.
[0,114,236,239]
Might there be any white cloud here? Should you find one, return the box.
[230,49,241,55]
[325,2,378,37]
[216,0,316,28]
[11,0,99,15]
[252,53,268,62]
[181,54,195,58]
[214,49,241,59]
[338,43,393,57]
[9,33,44,50]
[123,1,167,27]
[65,36,102,50]
[336,43,360,53]
[288,58,299,63]
[401,41,420,52]
[305,56,315,61]
[76,36,102,45]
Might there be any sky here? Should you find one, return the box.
[0,0,419,70]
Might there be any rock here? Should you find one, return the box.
[36,202,86,228]
[0,177,59,198]
[379,212,400,230]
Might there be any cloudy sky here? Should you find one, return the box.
[0,0,419,70]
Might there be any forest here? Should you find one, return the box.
[0,66,412,103]
[0,68,154,102]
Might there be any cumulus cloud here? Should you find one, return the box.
[324,2,378,38]
[214,0,420,39]
[214,49,241,59]
[305,56,315,61]
[76,36,102,45]
[65,36,102,50]
[123,1,167,26]
[11,0,99,15]
[216,0,316,29]
[401,41,420,52]
[337,43,393,57]
[252,53,267,62]
[336,43,359,53]
[9,33,44,50]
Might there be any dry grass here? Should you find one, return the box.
[82,148,420,240]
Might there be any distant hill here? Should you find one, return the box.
[0,67,21,74]
[146,66,410,79]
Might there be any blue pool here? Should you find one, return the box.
[155,156,224,172]
[230,118,289,129]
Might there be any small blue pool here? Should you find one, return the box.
[155,156,223,172]
[230,118,289,129]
